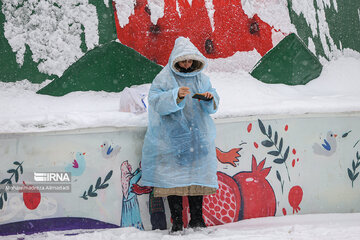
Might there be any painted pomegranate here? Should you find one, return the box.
[233,155,276,219]
[202,172,242,226]
[21,181,41,210]
[288,185,303,214]
[113,0,276,66]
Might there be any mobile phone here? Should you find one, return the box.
[192,93,213,101]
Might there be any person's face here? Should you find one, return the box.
[178,59,193,69]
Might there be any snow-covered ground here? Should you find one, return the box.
[0,51,359,134]
[2,213,360,240]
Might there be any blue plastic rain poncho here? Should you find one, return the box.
[141,37,219,189]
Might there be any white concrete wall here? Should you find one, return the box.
[1,112,360,234]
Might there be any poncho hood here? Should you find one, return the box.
[169,37,207,77]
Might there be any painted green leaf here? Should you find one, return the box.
[81,191,88,200]
[274,158,285,164]
[258,119,266,135]
[88,185,94,195]
[279,138,283,152]
[348,168,354,180]
[0,197,3,209]
[19,165,23,174]
[342,131,352,138]
[276,170,282,181]
[274,132,278,145]
[0,179,8,184]
[3,192,7,201]
[104,170,113,183]
[357,152,360,160]
[14,171,19,182]
[7,169,15,174]
[262,140,274,147]
[88,192,98,197]
[268,125,272,139]
[13,161,21,166]
[268,150,280,156]
[96,177,102,188]
[101,183,109,189]
[354,172,359,181]
[352,160,356,171]
[356,162,360,169]
[283,146,290,161]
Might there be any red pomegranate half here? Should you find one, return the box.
[202,172,242,226]
[233,155,276,219]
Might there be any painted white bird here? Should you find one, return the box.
[101,141,121,159]
[312,131,337,156]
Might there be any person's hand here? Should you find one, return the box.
[202,92,213,99]
[178,87,190,99]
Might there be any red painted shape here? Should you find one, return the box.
[282,208,287,216]
[233,155,276,219]
[21,181,41,210]
[292,159,295,167]
[288,186,303,214]
[202,172,242,226]
[72,159,79,168]
[216,147,241,167]
[285,125,289,131]
[254,142,259,148]
[292,148,296,155]
[247,123,252,133]
[297,158,299,162]
[131,184,152,195]
[113,0,276,66]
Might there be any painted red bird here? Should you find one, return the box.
[216,147,242,167]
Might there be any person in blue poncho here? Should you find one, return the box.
[141,36,219,233]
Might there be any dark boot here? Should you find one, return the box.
[188,195,207,229]
[167,195,183,233]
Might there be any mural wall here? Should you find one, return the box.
[1,113,360,235]
[1,0,359,85]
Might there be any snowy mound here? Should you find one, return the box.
[0,53,359,134]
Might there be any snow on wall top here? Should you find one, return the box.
[2,0,99,77]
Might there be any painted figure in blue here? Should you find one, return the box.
[141,37,220,233]
[120,160,144,230]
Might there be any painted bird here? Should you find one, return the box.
[65,152,86,176]
[312,131,337,156]
[216,147,242,167]
[101,141,121,159]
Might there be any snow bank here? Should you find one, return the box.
[0,52,359,134]
[4,213,360,240]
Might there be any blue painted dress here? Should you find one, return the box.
[120,168,144,230]
[141,37,220,189]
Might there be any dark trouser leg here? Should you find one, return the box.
[188,195,206,228]
[149,191,167,230]
[167,195,183,232]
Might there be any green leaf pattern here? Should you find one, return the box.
[80,170,113,200]
[0,161,24,209]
